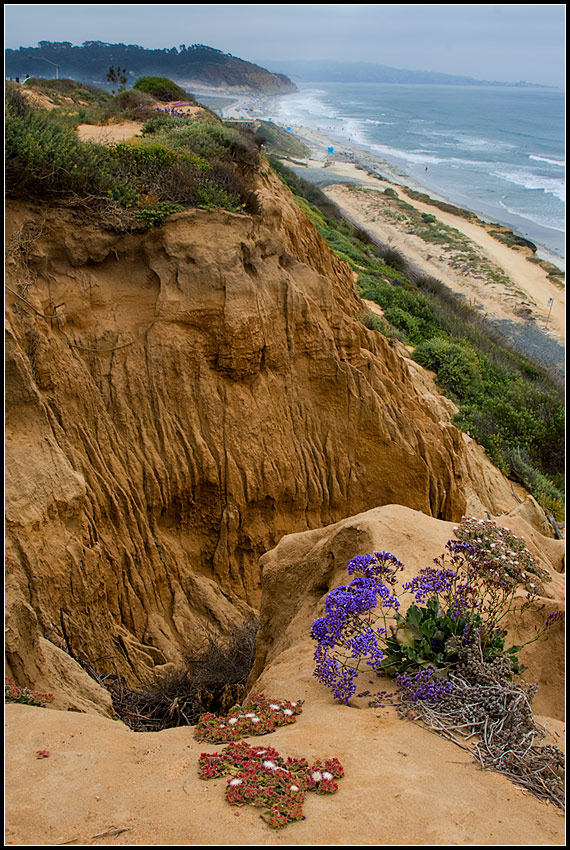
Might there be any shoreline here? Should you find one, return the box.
[198,88,566,346]
[207,88,565,272]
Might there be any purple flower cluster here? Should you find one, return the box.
[312,551,405,702]
[396,665,453,703]
[312,647,359,702]
[403,567,457,604]
[312,521,557,707]
[154,106,191,119]
[347,551,404,584]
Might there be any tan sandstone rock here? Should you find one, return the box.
[4,168,553,701]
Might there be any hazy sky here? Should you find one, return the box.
[4,4,566,88]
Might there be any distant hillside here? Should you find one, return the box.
[259,58,552,88]
[5,41,297,94]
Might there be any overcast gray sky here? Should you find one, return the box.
[4,4,566,88]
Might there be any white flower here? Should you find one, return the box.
[251,717,260,724]
[312,771,323,782]
[264,760,278,770]
[228,717,238,725]
[323,771,333,780]
[269,703,280,710]
[229,778,243,786]
[290,785,299,792]
[282,708,293,716]
[245,713,256,718]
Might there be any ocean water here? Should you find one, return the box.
[269,82,565,261]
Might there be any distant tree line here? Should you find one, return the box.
[5,42,296,92]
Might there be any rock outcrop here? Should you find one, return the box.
[248,504,565,720]
[4,167,547,699]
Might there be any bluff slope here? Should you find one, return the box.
[5,166,539,703]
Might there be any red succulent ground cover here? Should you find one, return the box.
[5,678,54,708]
[193,693,304,743]
[199,739,344,829]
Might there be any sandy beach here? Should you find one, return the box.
[239,101,566,352]
[323,167,565,337]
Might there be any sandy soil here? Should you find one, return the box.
[76,122,143,144]
[76,103,206,144]
[5,684,565,846]
[5,504,566,846]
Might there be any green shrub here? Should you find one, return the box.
[505,447,565,517]
[133,76,189,102]
[356,312,388,334]
[195,182,242,212]
[374,244,408,271]
[114,89,157,111]
[5,103,136,204]
[134,202,185,228]
[141,114,194,135]
[413,338,481,400]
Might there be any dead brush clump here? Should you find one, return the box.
[392,637,565,810]
[86,616,258,732]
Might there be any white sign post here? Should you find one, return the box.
[544,297,554,328]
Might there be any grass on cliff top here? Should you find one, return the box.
[5,78,263,225]
[271,160,565,523]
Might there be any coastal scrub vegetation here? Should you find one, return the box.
[4,77,261,223]
[311,519,564,808]
[270,160,564,522]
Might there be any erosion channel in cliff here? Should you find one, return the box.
[4,167,555,714]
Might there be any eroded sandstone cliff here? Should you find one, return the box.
[5,167,541,702]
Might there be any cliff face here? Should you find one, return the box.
[4,168,530,696]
